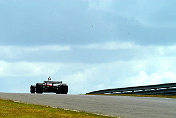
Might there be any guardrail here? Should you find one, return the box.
[86,82,176,95]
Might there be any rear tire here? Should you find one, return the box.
[36,83,43,94]
[30,85,36,93]
[60,84,68,94]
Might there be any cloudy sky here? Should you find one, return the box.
[0,0,176,94]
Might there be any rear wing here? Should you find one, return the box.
[44,81,62,84]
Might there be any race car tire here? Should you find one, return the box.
[36,83,43,94]
[60,84,68,94]
[30,85,36,93]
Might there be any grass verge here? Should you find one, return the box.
[0,98,115,118]
[87,94,176,99]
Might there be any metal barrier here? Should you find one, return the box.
[86,82,176,95]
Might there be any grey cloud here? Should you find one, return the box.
[1,0,176,46]
[0,44,160,63]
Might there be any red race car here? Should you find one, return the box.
[30,77,68,94]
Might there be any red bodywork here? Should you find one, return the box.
[45,84,52,86]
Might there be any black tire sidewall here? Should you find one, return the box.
[36,83,43,94]
[60,84,68,94]
[30,85,35,93]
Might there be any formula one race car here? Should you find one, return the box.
[30,77,68,94]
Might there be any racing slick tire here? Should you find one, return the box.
[30,85,36,93]
[36,83,43,94]
[60,84,68,94]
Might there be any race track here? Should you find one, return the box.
[0,93,176,118]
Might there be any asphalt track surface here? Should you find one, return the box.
[0,93,176,118]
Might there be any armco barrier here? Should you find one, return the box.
[86,82,176,95]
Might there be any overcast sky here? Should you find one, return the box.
[0,0,176,94]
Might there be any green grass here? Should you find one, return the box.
[0,98,115,118]
[87,94,176,98]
